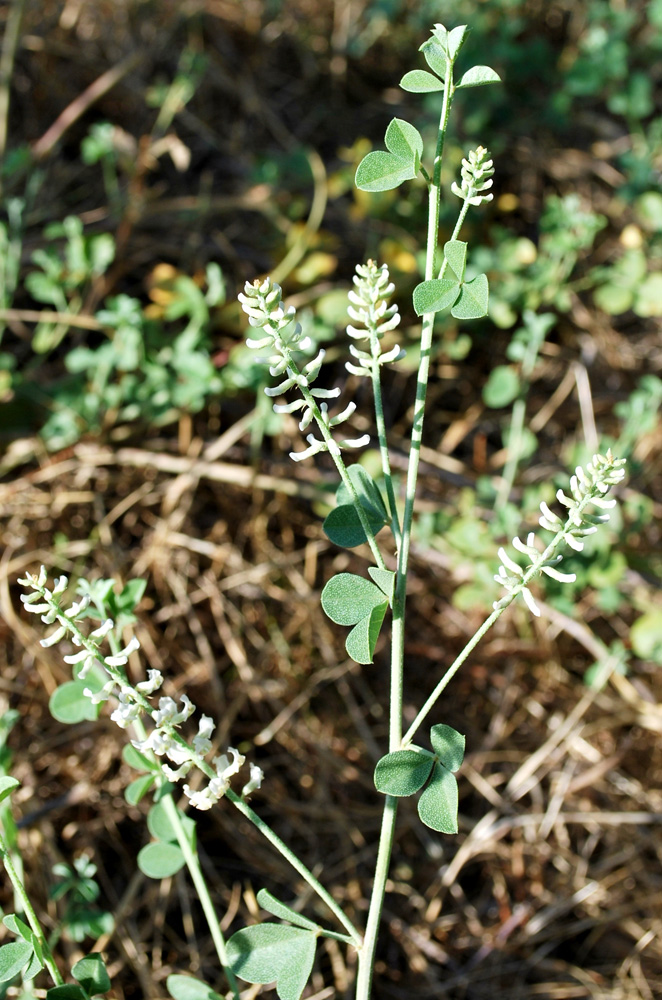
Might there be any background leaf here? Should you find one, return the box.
[137,842,185,879]
[167,975,224,1000]
[72,953,112,995]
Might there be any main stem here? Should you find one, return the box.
[355,59,455,1000]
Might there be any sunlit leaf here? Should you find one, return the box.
[429,724,465,772]
[417,763,459,833]
[457,65,501,89]
[374,750,434,796]
[451,273,489,320]
[400,70,444,93]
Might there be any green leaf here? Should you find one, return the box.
[167,975,224,1000]
[367,567,396,603]
[147,800,196,848]
[355,152,417,193]
[420,37,447,78]
[47,987,89,1000]
[594,283,633,315]
[631,611,662,662]
[446,25,468,61]
[226,924,317,1000]
[429,724,465,772]
[122,743,154,772]
[400,70,444,93]
[72,953,111,995]
[23,948,44,980]
[374,750,434,796]
[345,600,388,664]
[444,240,467,281]
[482,365,520,408]
[125,774,156,806]
[257,890,321,932]
[634,274,662,318]
[457,65,501,89]
[49,682,101,724]
[0,776,19,803]
[137,842,185,879]
[413,279,459,317]
[384,118,423,162]
[0,940,33,983]
[417,763,459,833]
[321,573,388,626]
[451,273,489,320]
[325,467,388,548]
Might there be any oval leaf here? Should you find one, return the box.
[367,567,395,603]
[429,724,465,772]
[137,842,185,879]
[323,504,385,549]
[420,38,447,78]
[482,365,520,408]
[384,118,423,162]
[444,240,467,281]
[321,573,388,626]
[167,975,224,1000]
[336,465,387,519]
[122,743,154,773]
[125,774,156,806]
[72,953,111,995]
[400,69,444,93]
[374,750,434,796]
[49,681,101,724]
[451,273,489,320]
[147,800,196,848]
[447,25,468,61]
[457,65,501,89]
[227,924,316,1000]
[355,151,417,193]
[345,600,388,664]
[413,279,459,317]
[417,763,459,833]
[0,940,33,983]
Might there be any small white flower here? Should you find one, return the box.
[242,763,264,798]
[137,669,163,694]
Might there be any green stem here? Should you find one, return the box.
[356,57,455,1000]
[370,341,401,546]
[227,790,362,946]
[160,795,241,1000]
[0,829,64,987]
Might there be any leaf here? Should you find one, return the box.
[122,743,154,772]
[413,279,459,317]
[323,506,385,549]
[429,724,465,772]
[443,240,467,281]
[355,151,417,193]
[23,948,44,980]
[167,975,224,1000]
[125,774,156,806]
[147,800,196,848]
[631,611,662,662]
[384,119,423,162]
[451,273,489,320]
[72,953,111,995]
[49,682,101,724]
[400,70,444,93]
[0,940,33,983]
[226,924,317,1000]
[446,25,469,61]
[137,842,185,879]
[0,776,19,803]
[257,890,321,932]
[374,750,434,796]
[482,365,520,408]
[367,567,396,603]
[417,763,459,833]
[321,573,388,627]
[336,465,387,518]
[457,65,501,89]
[47,987,89,1000]
[321,573,389,664]
[345,600,388,665]
[420,37,447,78]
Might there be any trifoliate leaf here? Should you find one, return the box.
[227,924,317,1000]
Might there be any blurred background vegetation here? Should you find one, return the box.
[1,1,661,998]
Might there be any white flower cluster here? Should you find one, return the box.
[345,260,405,378]
[239,276,370,462]
[451,146,494,207]
[494,451,626,616]
[18,568,263,810]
